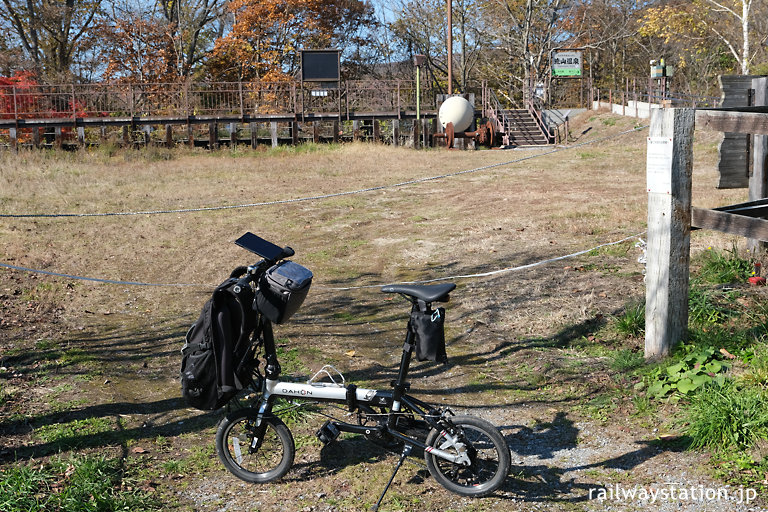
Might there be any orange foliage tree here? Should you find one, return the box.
[100,10,181,83]
[207,0,376,82]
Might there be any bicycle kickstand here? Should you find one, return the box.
[372,444,413,512]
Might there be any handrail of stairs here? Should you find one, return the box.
[527,97,554,144]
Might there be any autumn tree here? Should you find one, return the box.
[640,0,764,78]
[100,3,181,83]
[157,0,228,77]
[0,0,102,81]
[478,0,572,104]
[390,0,485,93]
[566,0,648,91]
[207,0,377,82]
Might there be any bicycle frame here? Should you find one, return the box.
[249,313,471,466]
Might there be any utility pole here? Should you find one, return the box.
[447,0,453,95]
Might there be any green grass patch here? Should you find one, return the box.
[272,398,318,427]
[587,241,632,258]
[609,349,644,372]
[275,343,307,375]
[614,302,645,338]
[0,455,160,512]
[688,287,741,326]
[694,246,754,285]
[34,417,116,448]
[685,380,768,451]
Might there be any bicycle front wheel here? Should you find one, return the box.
[424,415,510,497]
[215,408,295,483]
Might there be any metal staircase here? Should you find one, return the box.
[501,109,551,146]
[482,88,553,146]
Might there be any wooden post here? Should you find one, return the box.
[413,119,421,149]
[270,122,278,148]
[187,123,195,148]
[645,108,695,359]
[77,126,85,146]
[122,125,130,146]
[353,120,360,142]
[291,121,299,145]
[229,122,238,147]
[313,121,320,143]
[333,120,340,143]
[392,120,399,147]
[165,124,173,147]
[373,119,380,143]
[250,122,258,149]
[143,125,151,146]
[9,128,17,150]
[56,126,64,149]
[33,127,41,148]
[748,77,768,254]
[209,122,218,149]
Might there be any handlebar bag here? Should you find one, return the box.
[257,260,313,324]
[410,307,447,363]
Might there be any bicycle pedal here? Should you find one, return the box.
[316,420,340,445]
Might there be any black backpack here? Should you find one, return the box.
[180,278,258,410]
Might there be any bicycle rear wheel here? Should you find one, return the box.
[424,415,510,497]
[215,407,295,483]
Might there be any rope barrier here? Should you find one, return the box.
[0,232,645,290]
[0,262,203,288]
[316,232,646,290]
[0,125,648,219]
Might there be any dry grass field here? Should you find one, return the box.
[0,110,760,511]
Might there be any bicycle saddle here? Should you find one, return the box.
[380,283,456,303]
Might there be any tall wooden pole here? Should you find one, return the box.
[748,77,768,254]
[645,108,695,359]
[447,0,453,95]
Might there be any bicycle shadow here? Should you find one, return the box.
[496,411,687,503]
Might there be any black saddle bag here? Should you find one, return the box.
[410,307,447,363]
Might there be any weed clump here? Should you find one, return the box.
[685,381,768,451]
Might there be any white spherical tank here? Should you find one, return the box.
[438,96,474,132]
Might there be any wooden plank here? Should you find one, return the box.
[719,75,763,106]
[716,141,749,188]
[696,110,768,135]
[749,77,768,253]
[693,208,768,241]
[645,108,694,360]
